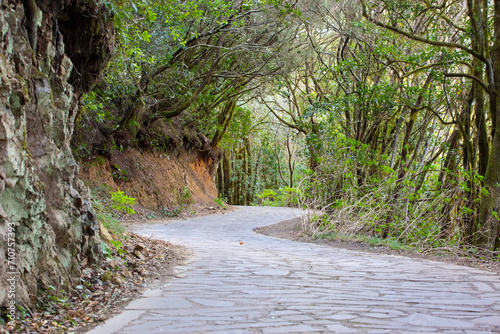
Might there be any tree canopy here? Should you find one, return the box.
[74,0,500,251]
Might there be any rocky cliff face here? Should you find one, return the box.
[0,0,112,311]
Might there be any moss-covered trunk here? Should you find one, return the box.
[477,0,500,249]
[222,152,231,201]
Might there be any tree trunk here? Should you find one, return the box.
[222,151,231,201]
[241,147,248,206]
[438,130,461,239]
[477,0,500,249]
[390,113,403,169]
[211,97,238,148]
[216,162,224,197]
[478,129,500,248]
[307,120,321,171]
[384,74,433,231]
[245,139,253,204]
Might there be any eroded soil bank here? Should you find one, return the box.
[257,218,500,274]
[79,148,220,213]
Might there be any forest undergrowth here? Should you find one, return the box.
[255,138,500,263]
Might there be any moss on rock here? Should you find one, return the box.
[0,0,113,313]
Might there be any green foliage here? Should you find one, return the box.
[112,165,129,181]
[85,156,107,167]
[158,205,183,217]
[74,0,302,158]
[257,187,299,207]
[101,241,113,258]
[317,232,412,251]
[72,142,91,161]
[110,190,137,214]
[257,189,277,202]
[214,198,226,208]
[181,186,192,203]
[296,126,495,249]
[110,239,126,256]
[80,91,109,123]
[98,212,125,236]
[92,186,127,236]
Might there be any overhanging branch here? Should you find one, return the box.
[360,0,488,64]
[444,72,489,93]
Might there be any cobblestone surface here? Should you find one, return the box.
[87,206,500,333]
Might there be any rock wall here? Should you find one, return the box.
[0,0,112,310]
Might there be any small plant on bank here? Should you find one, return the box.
[91,188,136,236]
[110,240,126,256]
[214,198,226,208]
[111,190,137,214]
[98,212,125,236]
[316,232,412,251]
[102,241,113,258]
[159,205,182,217]
[111,165,130,181]
[181,186,192,204]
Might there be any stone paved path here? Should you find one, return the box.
[87,206,500,333]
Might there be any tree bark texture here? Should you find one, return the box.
[222,152,231,201]
[477,0,500,249]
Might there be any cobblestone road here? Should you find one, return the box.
[87,206,500,333]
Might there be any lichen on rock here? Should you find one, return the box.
[0,0,113,312]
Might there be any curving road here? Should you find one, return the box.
[87,206,500,333]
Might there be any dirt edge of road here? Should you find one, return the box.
[256,217,500,275]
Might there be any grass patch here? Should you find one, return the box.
[97,212,125,236]
[316,232,412,251]
[91,189,134,237]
